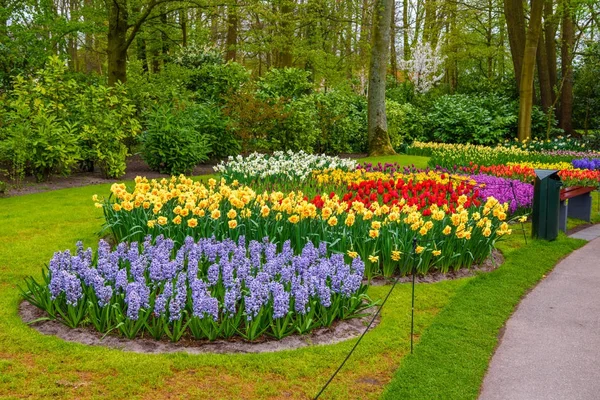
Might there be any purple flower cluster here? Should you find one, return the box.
[573,158,600,170]
[470,174,533,212]
[46,236,365,323]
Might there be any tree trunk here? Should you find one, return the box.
[390,0,398,83]
[107,0,129,85]
[517,0,544,141]
[559,0,574,135]
[368,0,395,156]
[279,0,294,67]
[180,9,187,47]
[504,0,526,90]
[544,0,557,103]
[537,36,552,112]
[225,1,238,62]
[402,0,409,60]
[136,35,149,73]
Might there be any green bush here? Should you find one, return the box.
[1,59,80,181]
[141,102,211,175]
[311,90,367,154]
[193,102,240,159]
[386,100,426,149]
[74,83,141,178]
[257,68,313,99]
[425,94,516,145]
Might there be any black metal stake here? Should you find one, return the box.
[411,237,417,354]
[509,180,528,245]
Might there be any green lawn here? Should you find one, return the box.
[357,154,430,169]
[0,156,593,399]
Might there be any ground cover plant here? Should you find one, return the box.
[23,236,370,341]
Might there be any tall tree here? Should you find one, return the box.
[367,0,395,156]
[504,0,526,90]
[107,0,176,85]
[559,0,575,134]
[517,0,545,140]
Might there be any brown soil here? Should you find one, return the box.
[19,301,379,355]
[1,154,219,197]
[2,153,368,198]
[366,249,504,286]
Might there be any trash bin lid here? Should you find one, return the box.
[534,169,559,179]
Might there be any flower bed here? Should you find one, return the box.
[214,150,356,191]
[407,141,600,169]
[460,162,600,188]
[21,237,371,342]
[573,158,600,170]
[97,175,512,279]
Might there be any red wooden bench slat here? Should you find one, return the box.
[560,186,595,201]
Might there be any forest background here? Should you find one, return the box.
[0,0,599,181]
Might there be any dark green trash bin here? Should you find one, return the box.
[532,169,562,240]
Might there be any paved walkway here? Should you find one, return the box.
[480,228,600,400]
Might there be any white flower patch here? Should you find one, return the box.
[215,150,357,183]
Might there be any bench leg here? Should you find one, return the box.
[559,200,568,233]
[567,193,592,222]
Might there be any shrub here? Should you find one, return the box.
[312,90,368,154]
[257,67,313,99]
[75,83,141,178]
[141,102,211,175]
[386,100,426,149]
[193,102,240,159]
[1,61,80,181]
[223,88,290,153]
[425,94,515,145]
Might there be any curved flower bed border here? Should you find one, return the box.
[21,236,371,343]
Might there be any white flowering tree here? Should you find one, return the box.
[400,42,445,93]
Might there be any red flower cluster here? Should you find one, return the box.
[466,164,536,182]
[312,178,482,213]
[558,169,600,188]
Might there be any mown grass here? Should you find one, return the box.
[381,222,588,399]
[357,155,430,169]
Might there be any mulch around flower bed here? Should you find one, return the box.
[2,153,368,197]
[20,301,379,355]
[2,154,219,197]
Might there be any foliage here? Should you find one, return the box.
[193,102,240,159]
[0,57,140,181]
[21,237,371,341]
[0,58,81,181]
[311,90,368,154]
[75,83,141,178]
[574,42,600,133]
[141,102,211,175]
[257,68,313,99]
[223,88,290,152]
[386,100,426,148]
[425,94,516,145]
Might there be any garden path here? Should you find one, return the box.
[479,235,600,400]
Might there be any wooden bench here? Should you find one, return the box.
[559,186,595,232]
